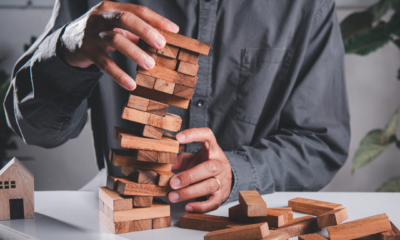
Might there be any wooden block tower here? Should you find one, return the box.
[98,28,211,234]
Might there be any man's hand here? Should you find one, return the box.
[59,1,179,91]
[168,128,232,213]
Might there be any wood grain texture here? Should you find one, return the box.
[156,28,210,55]
[140,125,164,139]
[146,100,169,117]
[118,132,180,153]
[137,65,197,88]
[116,177,171,196]
[127,95,168,117]
[132,85,190,109]
[204,223,270,240]
[178,49,200,64]
[180,213,242,231]
[112,198,170,222]
[134,149,177,164]
[173,84,195,99]
[110,148,173,171]
[153,216,171,229]
[135,73,156,89]
[146,51,158,62]
[156,55,178,70]
[229,204,289,228]
[154,79,175,94]
[0,157,34,220]
[156,170,175,186]
[138,39,157,53]
[123,168,158,184]
[270,208,294,220]
[157,44,179,58]
[289,198,343,216]
[365,221,400,240]
[272,216,321,238]
[132,196,153,207]
[177,61,199,76]
[239,190,267,217]
[100,210,153,234]
[316,208,348,228]
[262,230,290,240]
[299,234,328,240]
[99,187,132,211]
[327,213,392,240]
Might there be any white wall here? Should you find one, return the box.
[1,1,399,191]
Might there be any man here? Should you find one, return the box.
[4,0,350,213]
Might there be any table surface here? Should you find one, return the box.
[0,191,399,240]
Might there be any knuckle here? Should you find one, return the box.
[114,72,125,84]
[182,172,194,184]
[97,1,109,10]
[207,179,218,192]
[205,161,219,174]
[137,5,149,14]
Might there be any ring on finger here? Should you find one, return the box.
[212,176,221,192]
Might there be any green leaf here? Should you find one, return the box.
[341,12,373,42]
[384,106,400,136]
[352,129,392,171]
[376,176,400,192]
[368,0,391,21]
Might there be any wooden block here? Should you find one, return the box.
[99,199,104,212]
[365,221,400,240]
[146,51,158,62]
[327,213,392,240]
[123,168,158,184]
[99,187,132,211]
[153,216,171,229]
[110,148,173,170]
[178,49,200,64]
[229,205,288,228]
[272,216,321,238]
[156,28,210,55]
[100,210,153,234]
[262,230,290,240]
[140,125,163,139]
[135,149,176,164]
[157,44,179,58]
[173,84,195,99]
[156,170,175,186]
[127,95,168,117]
[239,190,267,217]
[156,55,178,70]
[299,233,328,240]
[177,61,199,76]
[135,73,156,89]
[138,39,157,53]
[154,78,175,94]
[132,196,153,207]
[270,208,294,220]
[147,100,169,117]
[181,213,243,231]
[204,223,270,240]
[131,219,153,232]
[132,85,190,109]
[122,107,181,132]
[116,177,171,196]
[316,208,348,228]
[289,197,343,216]
[118,132,180,153]
[107,176,118,190]
[138,65,197,88]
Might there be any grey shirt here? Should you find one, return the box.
[4,0,350,203]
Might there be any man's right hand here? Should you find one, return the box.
[59,1,179,90]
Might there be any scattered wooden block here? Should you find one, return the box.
[154,78,175,94]
[156,55,178,70]
[99,187,132,211]
[123,168,158,184]
[299,233,328,240]
[156,28,210,55]
[138,39,157,53]
[157,44,179,58]
[178,49,200,64]
[289,198,343,216]
[177,61,199,76]
[118,132,180,153]
[316,208,348,228]
[109,148,173,170]
[272,216,321,238]
[173,84,195,99]
[204,223,270,240]
[132,85,190,109]
[132,196,153,207]
[239,190,267,217]
[181,213,243,231]
[135,73,156,89]
[140,125,164,139]
[116,177,171,196]
[229,205,289,228]
[100,210,153,234]
[137,65,197,88]
[327,213,392,240]
[365,221,400,240]
[153,216,171,229]
[156,170,175,186]
[107,176,118,190]
[270,208,294,220]
[262,230,290,240]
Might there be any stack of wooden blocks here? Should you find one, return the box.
[98,28,211,234]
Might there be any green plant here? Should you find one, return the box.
[341,0,400,191]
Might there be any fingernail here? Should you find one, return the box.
[143,56,155,69]
[126,81,136,90]
[185,205,193,212]
[154,34,166,48]
[176,133,186,142]
[170,176,181,188]
[170,192,179,202]
[170,22,179,32]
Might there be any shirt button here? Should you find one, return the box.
[196,99,205,107]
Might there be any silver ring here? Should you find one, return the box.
[213,176,221,192]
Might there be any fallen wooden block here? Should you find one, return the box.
[99,187,132,211]
[127,95,168,117]
[116,177,171,196]
[204,222,270,240]
[154,78,176,94]
[153,216,171,229]
[272,216,321,238]
[178,48,200,64]
[364,221,400,240]
[132,85,190,109]
[173,84,195,99]
[132,196,153,207]
[327,213,392,240]
[156,28,210,55]
[156,170,175,186]
[135,73,156,89]
[177,61,199,76]
[270,208,294,220]
[137,66,197,88]
[157,44,179,58]
[181,213,243,231]
[109,148,174,169]
[138,39,157,53]
[229,205,289,228]
[288,197,343,215]
[239,190,267,217]
[262,230,290,240]
[99,210,153,234]
[123,168,158,185]
[118,132,180,153]
[299,233,328,240]
[316,208,348,228]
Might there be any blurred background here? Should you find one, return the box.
[0,0,399,191]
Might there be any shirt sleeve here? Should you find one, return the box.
[224,0,350,203]
[3,0,103,148]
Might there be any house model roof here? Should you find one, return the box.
[0,157,33,179]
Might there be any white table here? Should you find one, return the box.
[0,191,399,239]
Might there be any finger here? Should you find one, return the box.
[176,128,217,146]
[113,28,140,45]
[99,30,155,70]
[172,152,195,171]
[92,52,136,90]
[185,194,222,213]
[168,177,220,203]
[170,159,222,189]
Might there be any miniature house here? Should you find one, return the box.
[0,157,34,220]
